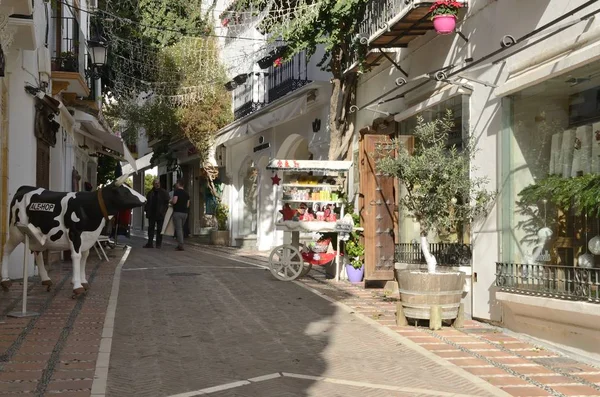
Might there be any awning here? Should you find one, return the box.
[79,120,124,154]
[267,159,353,172]
[214,95,307,147]
[57,101,76,136]
[121,152,154,175]
[213,82,327,147]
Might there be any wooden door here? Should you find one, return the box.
[359,134,396,282]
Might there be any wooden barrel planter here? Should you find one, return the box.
[396,269,465,320]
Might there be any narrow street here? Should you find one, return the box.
[105,239,503,397]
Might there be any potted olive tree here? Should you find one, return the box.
[210,202,230,246]
[377,110,494,324]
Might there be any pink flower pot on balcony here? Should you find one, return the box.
[433,15,457,35]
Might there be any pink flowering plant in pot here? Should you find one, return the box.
[429,0,463,34]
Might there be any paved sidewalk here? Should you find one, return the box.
[0,246,127,396]
[197,244,600,397]
[105,238,506,397]
[4,234,598,397]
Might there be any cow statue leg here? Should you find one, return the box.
[70,250,85,298]
[1,231,23,292]
[35,252,53,291]
[80,250,90,291]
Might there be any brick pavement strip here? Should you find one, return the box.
[104,238,507,397]
[0,247,126,397]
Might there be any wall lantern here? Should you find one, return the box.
[86,33,108,80]
[312,118,321,133]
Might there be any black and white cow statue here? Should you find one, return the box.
[1,174,146,297]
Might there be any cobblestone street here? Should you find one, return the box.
[105,239,504,397]
[2,237,600,396]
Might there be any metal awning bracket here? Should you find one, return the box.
[349,104,392,116]
[364,105,391,116]
[455,30,473,62]
[455,75,498,88]
[455,30,469,44]
[381,51,408,77]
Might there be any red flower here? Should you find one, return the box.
[221,18,230,27]
[429,0,462,17]
[273,57,283,67]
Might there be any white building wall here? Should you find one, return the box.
[354,0,600,321]
[225,86,331,250]
[5,0,48,278]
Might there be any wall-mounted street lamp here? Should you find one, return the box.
[86,34,108,80]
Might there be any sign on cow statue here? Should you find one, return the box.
[1,174,146,297]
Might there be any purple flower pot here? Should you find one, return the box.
[433,15,457,35]
[346,263,364,283]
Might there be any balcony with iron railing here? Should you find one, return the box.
[51,16,84,73]
[232,50,313,120]
[496,262,600,304]
[267,51,312,103]
[358,0,435,47]
[50,15,90,96]
[395,242,472,266]
[232,75,267,120]
[348,1,468,73]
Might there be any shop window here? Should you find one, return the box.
[239,159,258,236]
[501,62,600,267]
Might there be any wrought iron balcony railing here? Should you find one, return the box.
[234,101,267,120]
[232,51,312,120]
[51,16,85,74]
[232,74,267,120]
[267,51,311,103]
[358,0,414,42]
[395,243,472,266]
[496,262,600,303]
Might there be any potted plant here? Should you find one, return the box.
[344,238,365,283]
[60,51,78,72]
[377,110,494,323]
[257,46,288,69]
[429,0,463,35]
[210,202,229,246]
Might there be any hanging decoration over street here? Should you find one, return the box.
[271,174,281,185]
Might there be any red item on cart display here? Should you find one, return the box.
[301,251,337,265]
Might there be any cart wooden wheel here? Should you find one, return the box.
[269,244,304,281]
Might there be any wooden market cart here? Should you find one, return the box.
[266,159,354,281]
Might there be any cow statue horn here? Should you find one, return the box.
[114,174,130,187]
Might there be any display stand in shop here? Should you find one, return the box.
[266,159,353,281]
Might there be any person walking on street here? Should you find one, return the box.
[144,179,170,248]
[171,179,190,251]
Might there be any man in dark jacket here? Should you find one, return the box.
[144,179,170,248]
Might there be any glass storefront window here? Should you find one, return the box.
[501,62,600,267]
